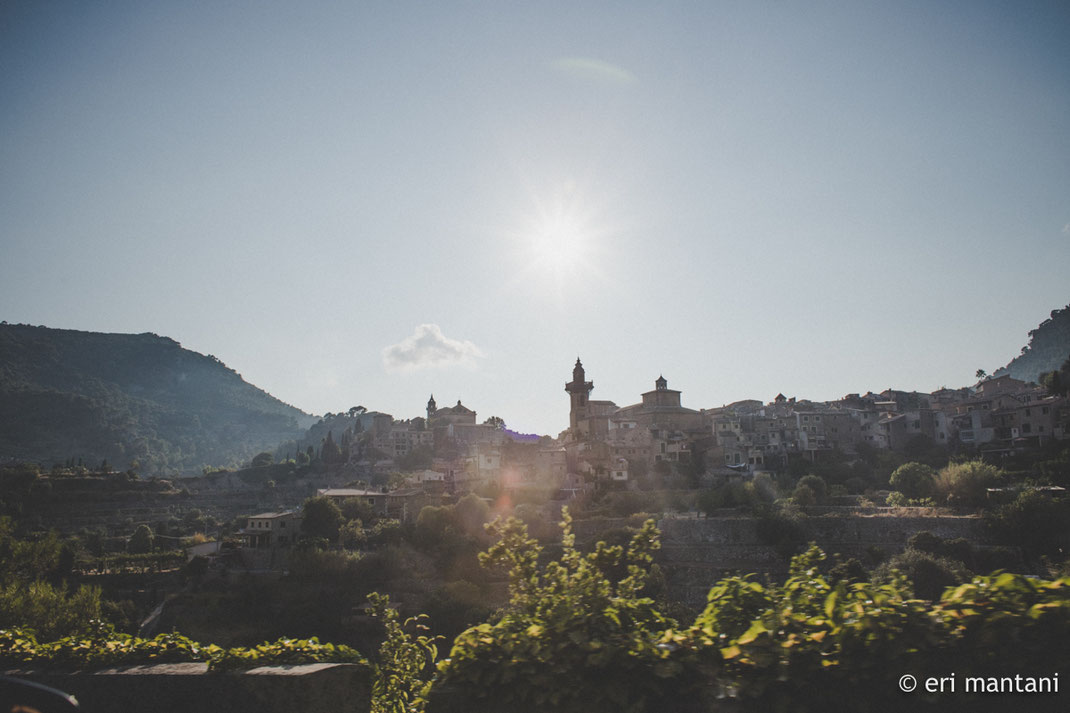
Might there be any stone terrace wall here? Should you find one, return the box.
[574,513,986,607]
[7,662,371,713]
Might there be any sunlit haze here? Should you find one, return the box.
[2,1,1068,435]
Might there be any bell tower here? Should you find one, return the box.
[426,394,437,422]
[564,357,594,438]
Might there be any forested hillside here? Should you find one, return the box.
[0,324,313,474]
[994,303,1070,384]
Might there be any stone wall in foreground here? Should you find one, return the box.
[6,662,371,713]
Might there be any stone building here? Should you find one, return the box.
[563,359,704,474]
[427,395,477,428]
[239,511,302,549]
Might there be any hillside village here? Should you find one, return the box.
[298,359,1069,501]
[3,327,1070,712]
[2,308,1069,666]
[7,355,1069,546]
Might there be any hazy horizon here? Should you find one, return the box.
[3,1,1068,435]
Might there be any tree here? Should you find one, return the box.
[0,580,103,640]
[301,496,344,543]
[985,488,1070,560]
[453,493,491,538]
[873,548,970,600]
[396,445,433,471]
[975,368,987,380]
[932,460,1001,506]
[127,524,154,554]
[889,462,936,499]
[415,505,455,548]
[1039,355,1070,397]
[796,474,827,503]
[321,431,343,464]
[348,405,367,418]
[483,416,505,430]
[792,484,816,506]
[250,451,274,468]
[340,496,377,525]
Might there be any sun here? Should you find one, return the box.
[503,178,619,305]
[530,210,588,276]
[520,184,601,283]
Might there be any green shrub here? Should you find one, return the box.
[754,505,808,560]
[889,462,936,499]
[367,592,438,713]
[0,620,368,672]
[907,531,943,554]
[792,484,817,506]
[933,460,1001,506]
[796,474,827,502]
[693,575,774,641]
[0,581,102,640]
[885,491,907,507]
[984,488,1070,560]
[873,549,971,600]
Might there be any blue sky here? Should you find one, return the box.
[2,1,1068,435]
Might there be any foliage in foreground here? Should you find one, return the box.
[425,515,1070,713]
[0,620,367,673]
[2,515,1069,713]
[427,511,702,712]
[367,592,439,713]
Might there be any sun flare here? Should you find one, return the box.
[505,178,621,305]
[530,212,587,276]
[519,186,602,283]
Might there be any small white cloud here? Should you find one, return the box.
[1062,222,1070,236]
[382,324,485,372]
[551,57,636,86]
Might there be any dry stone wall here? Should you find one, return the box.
[575,513,986,606]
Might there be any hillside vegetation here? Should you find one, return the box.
[994,303,1070,383]
[0,324,311,474]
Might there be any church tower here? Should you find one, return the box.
[564,358,594,438]
[426,394,437,422]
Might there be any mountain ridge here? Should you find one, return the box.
[0,323,313,474]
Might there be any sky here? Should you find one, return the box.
[2,0,1069,436]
